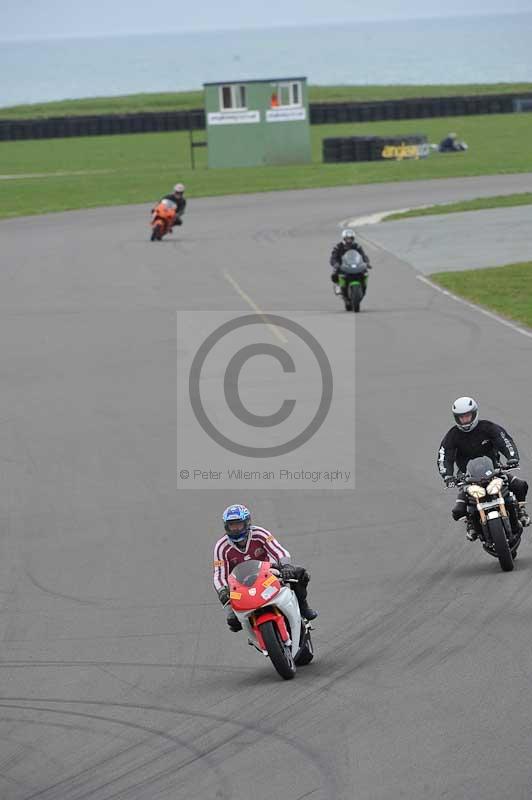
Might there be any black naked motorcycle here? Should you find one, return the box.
[455,457,522,572]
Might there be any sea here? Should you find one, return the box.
[1,13,532,108]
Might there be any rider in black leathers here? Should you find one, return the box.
[437,396,530,539]
[160,183,187,227]
[329,228,371,305]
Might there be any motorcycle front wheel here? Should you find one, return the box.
[350,284,363,312]
[260,620,296,680]
[150,222,164,241]
[488,517,514,572]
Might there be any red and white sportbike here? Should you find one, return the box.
[228,559,314,680]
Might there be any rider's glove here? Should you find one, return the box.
[506,458,519,468]
[217,586,230,606]
[444,476,456,488]
[226,608,242,632]
[330,272,339,284]
[278,563,297,582]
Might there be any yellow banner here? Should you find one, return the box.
[382,143,420,160]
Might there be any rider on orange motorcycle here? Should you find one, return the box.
[213,504,317,631]
[160,183,186,229]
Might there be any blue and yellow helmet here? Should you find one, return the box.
[222,504,251,543]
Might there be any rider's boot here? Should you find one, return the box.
[518,502,531,528]
[465,518,478,541]
[299,599,318,621]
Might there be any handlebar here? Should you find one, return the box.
[447,464,519,488]
[269,566,298,584]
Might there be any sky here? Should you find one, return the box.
[2,0,532,40]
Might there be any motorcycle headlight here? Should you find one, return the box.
[486,477,504,495]
[467,484,486,499]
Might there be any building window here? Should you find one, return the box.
[219,84,247,111]
[292,82,300,105]
[271,81,302,108]
[221,86,232,109]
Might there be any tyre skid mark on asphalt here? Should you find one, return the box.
[24,569,104,607]
[278,539,474,696]
[0,660,251,674]
[314,528,457,655]
[481,622,532,683]
[0,728,66,777]
[0,769,29,790]
[1,598,222,613]
[0,713,134,742]
[254,563,522,763]
[0,702,233,800]
[422,296,485,350]
[314,540,530,700]
[404,562,532,674]
[0,698,337,800]
[0,718,129,797]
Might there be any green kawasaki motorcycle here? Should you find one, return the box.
[334,250,371,312]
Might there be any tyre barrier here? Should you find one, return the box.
[310,92,532,125]
[1,92,531,142]
[323,134,429,163]
[0,108,206,142]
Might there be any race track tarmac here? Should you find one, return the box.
[358,204,532,273]
[1,173,532,799]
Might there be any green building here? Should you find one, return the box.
[204,77,312,169]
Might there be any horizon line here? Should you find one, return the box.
[1,10,530,44]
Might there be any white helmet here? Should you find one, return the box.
[452,396,479,432]
[342,228,355,244]
[173,183,185,193]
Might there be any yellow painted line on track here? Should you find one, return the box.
[223,270,288,344]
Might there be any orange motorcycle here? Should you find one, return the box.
[150,199,177,241]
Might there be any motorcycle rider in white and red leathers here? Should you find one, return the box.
[213,504,317,632]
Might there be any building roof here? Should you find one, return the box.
[204,77,307,87]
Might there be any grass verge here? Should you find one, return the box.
[1,83,532,119]
[1,113,532,219]
[430,262,532,329]
[385,192,532,221]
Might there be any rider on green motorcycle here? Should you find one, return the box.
[330,229,372,303]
